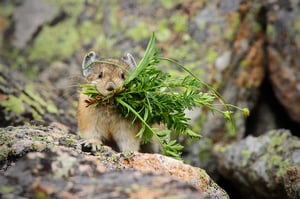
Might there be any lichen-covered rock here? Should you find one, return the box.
[0,64,77,131]
[214,129,300,199]
[0,125,229,199]
[0,148,208,199]
[267,1,300,123]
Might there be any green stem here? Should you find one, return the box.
[115,97,164,148]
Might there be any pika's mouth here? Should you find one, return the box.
[95,82,117,97]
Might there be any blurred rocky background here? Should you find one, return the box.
[0,0,300,199]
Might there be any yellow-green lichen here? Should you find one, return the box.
[205,49,219,63]
[156,27,171,42]
[267,24,276,41]
[24,83,59,115]
[266,155,290,178]
[267,131,288,154]
[260,131,293,178]
[1,95,25,114]
[20,93,44,115]
[0,3,15,17]
[160,0,175,9]
[107,154,119,162]
[34,191,51,199]
[240,59,249,68]
[241,149,251,167]
[46,102,59,114]
[164,196,180,199]
[78,20,101,45]
[170,13,188,33]
[126,22,150,41]
[199,169,207,179]
[29,20,80,63]
[0,185,14,193]
[0,129,14,161]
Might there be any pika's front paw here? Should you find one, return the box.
[81,139,112,152]
[81,139,103,152]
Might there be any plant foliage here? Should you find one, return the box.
[80,33,249,159]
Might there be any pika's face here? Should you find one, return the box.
[87,60,128,96]
[82,52,136,96]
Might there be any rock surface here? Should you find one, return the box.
[214,129,300,199]
[0,125,229,199]
[0,64,77,131]
[12,0,56,48]
[265,0,300,124]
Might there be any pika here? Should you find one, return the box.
[77,51,159,152]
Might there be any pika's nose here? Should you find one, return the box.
[106,82,115,91]
[107,86,114,91]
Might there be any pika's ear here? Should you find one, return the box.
[82,51,98,77]
[122,53,137,70]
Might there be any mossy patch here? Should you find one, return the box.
[24,83,59,115]
[261,130,294,178]
[126,22,150,42]
[170,13,188,33]
[205,48,219,63]
[29,20,80,63]
[0,185,14,194]
[1,95,25,114]
[199,169,207,179]
[0,3,15,17]
[160,0,175,9]
[0,128,15,162]
[241,149,251,167]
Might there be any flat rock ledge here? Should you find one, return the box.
[0,124,228,199]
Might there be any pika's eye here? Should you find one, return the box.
[120,72,125,80]
[98,72,103,79]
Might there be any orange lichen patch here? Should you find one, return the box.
[0,93,8,101]
[32,179,55,196]
[236,37,265,88]
[120,153,211,192]
[0,16,8,34]
[130,187,165,199]
[234,21,252,45]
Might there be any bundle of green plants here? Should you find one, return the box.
[80,33,249,159]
